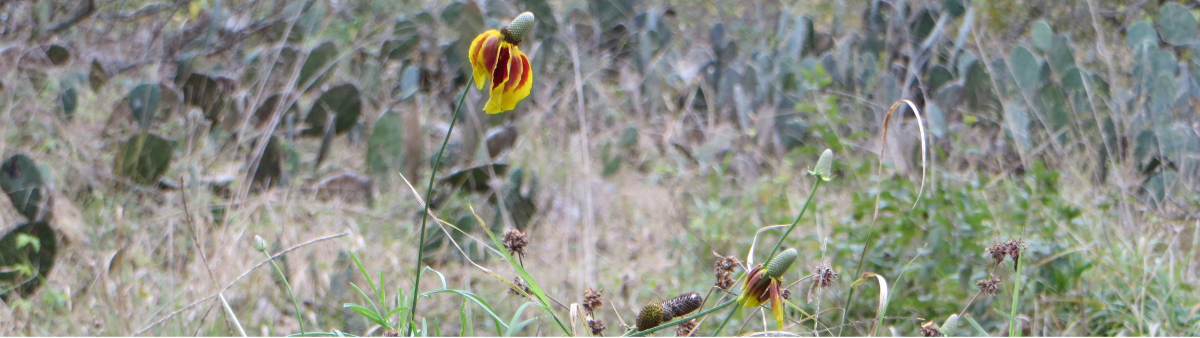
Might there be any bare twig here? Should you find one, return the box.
[134,232,348,335]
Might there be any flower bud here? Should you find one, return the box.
[810,149,834,181]
[765,248,798,280]
[253,235,267,252]
[502,12,536,44]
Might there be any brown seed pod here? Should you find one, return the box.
[661,292,703,318]
[636,302,666,331]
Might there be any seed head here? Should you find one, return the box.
[985,240,1007,266]
[383,329,400,337]
[921,321,942,337]
[582,287,604,314]
[1003,238,1026,269]
[977,274,1001,294]
[636,302,666,331]
[661,292,702,318]
[765,249,798,280]
[502,12,536,44]
[813,264,839,288]
[587,318,606,335]
[509,276,532,297]
[503,228,529,258]
[808,149,835,181]
[253,235,268,252]
[675,319,698,337]
[781,289,792,300]
[714,254,739,290]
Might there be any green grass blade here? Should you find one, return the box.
[474,208,571,335]
[461,298,474,337]
[345,303,386,327]
[963,315,990,337]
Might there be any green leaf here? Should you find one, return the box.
[297,41,338,92]
[1125,21,1158,50]
[304,83,362,137]
[125,83,162,132]
[345,303,387,328]
[113,133,173,185]
[1,154,51,222]
[368,110,406,188]
[1030,20,1052,52]
[1157,3,1198,45]
[1009,46,1040,92]
[963,315,990,337]
[926,65,954,92]
[45,44,70,66]
[58,85,77,121]
[1046,34,1076,74]
[0,222,57,301]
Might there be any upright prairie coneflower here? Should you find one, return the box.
[468,12,535,114]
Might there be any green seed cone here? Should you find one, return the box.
[503,12,536,44]
[765,248,798,279]
[811,149,834,181]
[636,302,666,331]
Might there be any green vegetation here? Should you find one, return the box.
[1,0,1198,336]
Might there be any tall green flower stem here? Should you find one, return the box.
[264,251,305,334]
[765,181,822,263]
[1009,253,1024,337]
[406,78,474,335]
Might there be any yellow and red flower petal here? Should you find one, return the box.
[769,282,785,329]
[469,30,502,91]
[500,50,532,111]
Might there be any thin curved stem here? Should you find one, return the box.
[406,78,473,336]
[711,301,741,336]
[765,180,822,263]
[265,252,306,334]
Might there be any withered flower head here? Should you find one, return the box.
[714,253,740,291]
[582,287,604,313]
[813,264,839,288]
[503,228,529,258]
[675,319,698,337]
[587,318,606,335]
[1003,238,1026,269]
[509,276,532,297]
[781,289,792,300]
[977,274,1002,294]
[985,240,1007,266]
[921,321,942,337]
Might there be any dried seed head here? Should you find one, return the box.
[714,254,739,273]
[675,319,698,337]
[253,235,268,252]
[813,264,839,288]
[809,149,835,181]
[921,321,942,337]
[503,228,529,258]
[582,287,604,313]
[985,240,1007,266]
[781,289,792,300]
[509,276,532,297]
[636,302,666,331]
[383,329,400,337]
[502,12,536,44]
[1003,238,1026,269]
[714,254,739,290]
[977,275,1002,294]
[765,248,798,279]
[661,292,703,318]
[587,318,606,335]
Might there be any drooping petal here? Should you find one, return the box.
[469,31,494,90]
[479,32,503,90]
[769,281,784,329]
[500,50,532,111]
[484,44,514,114]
